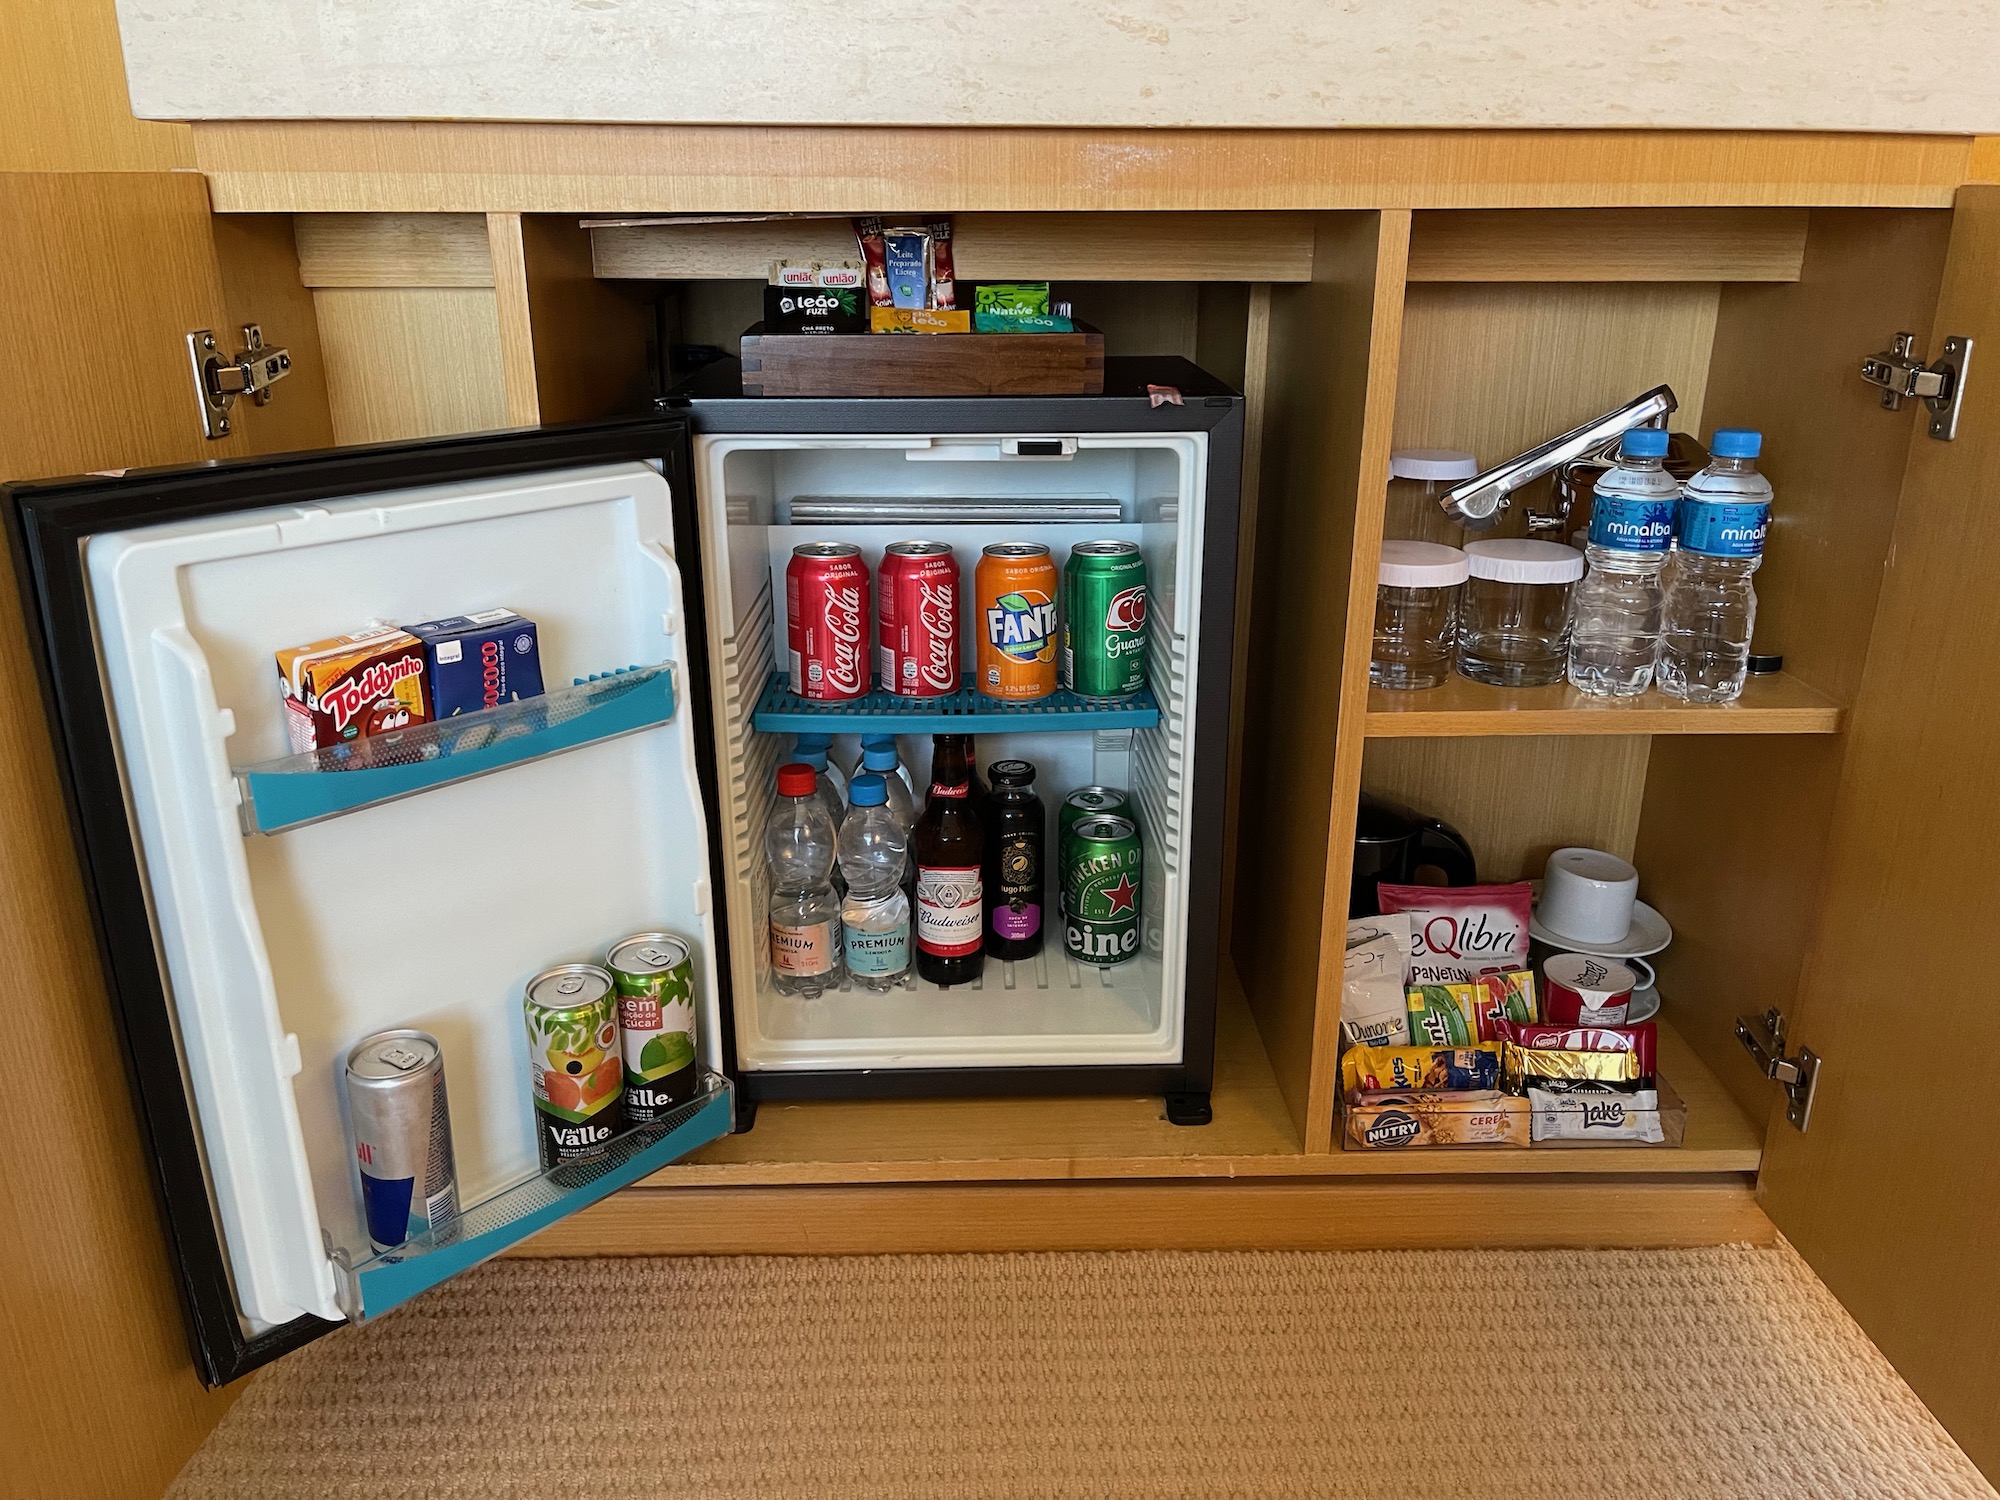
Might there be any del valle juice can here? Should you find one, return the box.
[524,965,625,1169]
[607,932,699,1120]
[787,542,871,700]
[345,1030,459,1252]
[878,541,959,697]
[1062,541,1149,699]
[976,542,1058,700]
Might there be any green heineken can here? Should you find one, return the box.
[1062,541,1149,699]
[1063,814,1144,966]
[1058,786,1132,854]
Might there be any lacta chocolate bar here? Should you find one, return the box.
[404,609,544,717]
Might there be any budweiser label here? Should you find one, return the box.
[916,865,982,956]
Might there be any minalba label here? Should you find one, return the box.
[1587,493,1675,552]
[1677,499,1769,558]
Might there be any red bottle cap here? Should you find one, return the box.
[776,763,819,797]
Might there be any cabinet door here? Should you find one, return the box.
[1756,185,2000,1482]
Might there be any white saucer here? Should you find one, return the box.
[1530,888,1673,959]
[1625,987,1661,1023]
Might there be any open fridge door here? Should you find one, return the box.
[7,423,736,1382]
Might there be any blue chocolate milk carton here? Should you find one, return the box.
[404,609,544,716]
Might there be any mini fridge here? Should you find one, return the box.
[8,356,1242,1381]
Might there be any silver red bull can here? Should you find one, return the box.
[344,1029,460,1252]
[878,541,959,697]
[786,541,871,700]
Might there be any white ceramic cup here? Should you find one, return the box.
[1538,847,1640,945]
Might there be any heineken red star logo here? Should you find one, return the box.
[1102,874,1138,915]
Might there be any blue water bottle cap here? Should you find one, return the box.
[793,732,832,753]
[861,745,900,772]
[848,773,888,807]
[1710,428,1763,458]
[860,733,897,750]
[797,747,829,770]
[1620,427,1670,458]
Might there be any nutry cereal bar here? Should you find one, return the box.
[275,627,430,753]
[1376,881,1533,984]
[1345,1089,1531,1150]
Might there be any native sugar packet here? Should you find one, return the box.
[1342,913,1412,1048]
[1376,882,1534,985]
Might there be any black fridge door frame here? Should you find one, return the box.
[674,364,1244,1106]
[4,417,733,1385]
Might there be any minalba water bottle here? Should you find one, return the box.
[1567,427,1677,696]
[837,773,911,991]
[1659,428,1772,703]
[765,762,844,997]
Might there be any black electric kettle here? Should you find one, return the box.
[1350,795,1478,917]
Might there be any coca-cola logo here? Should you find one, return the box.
[821,582,866,694]
[322,655,422,733]
[915,578,956,690]
[1104,585,1147,632]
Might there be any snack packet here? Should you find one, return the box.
[1342,914,1411,1048]
[1377,881,1534,984]
[1497,1019,1656,1079]
[1405,982,1481,1047]
[1341,1042,1500,1094]
[1473,970,1538,1032]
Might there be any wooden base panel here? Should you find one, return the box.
[1365,671,1841,737]
[515,1176,1773,1256]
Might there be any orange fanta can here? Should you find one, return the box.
[976,542,1060,700]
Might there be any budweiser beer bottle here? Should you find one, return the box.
[879,541,960,698]
[786,542,871,700]
[914,734,985,986]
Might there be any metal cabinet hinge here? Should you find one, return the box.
[186,324,292,440]
[1860,331,1972,441]
[1735,1008,1820,1132]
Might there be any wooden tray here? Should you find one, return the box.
[738,321,1105,397]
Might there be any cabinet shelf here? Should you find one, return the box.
[333,1072,732,1321]
[236,664,676,834]
[750,670,1161,735]
[1364,670,1840,738]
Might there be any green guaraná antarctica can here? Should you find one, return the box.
[607,932,699,1120]
[524,964,625,1169]
[1063,814,1144,966]
[1062,541,1149,699]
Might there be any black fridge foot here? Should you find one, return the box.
[1165,1091,1213,1127]
[732,1091,759,1134]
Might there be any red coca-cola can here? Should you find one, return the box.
[786,542,871,700]
[878,541,960,698]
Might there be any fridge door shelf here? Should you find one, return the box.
[330,1071,732,1322]
[750,670,1161,734]
[237,664,678,834]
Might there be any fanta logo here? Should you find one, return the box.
[1104,585,1148,632]
[322,655,423,733]
[986,591,1057,660]
[1364,1110,1422,1147]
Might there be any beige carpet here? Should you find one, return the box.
[170,1243,1994,1500]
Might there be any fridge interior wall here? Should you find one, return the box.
[83,463,722,1329]
[694,435,1207,1071]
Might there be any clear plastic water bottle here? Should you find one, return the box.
[1568,427,1677,697]
[857,733,916,799]
[765,762,844,996]
[792,740,848,832]
[838,773,911,991]
[1660,428,1772,704]
[859,743,918,832]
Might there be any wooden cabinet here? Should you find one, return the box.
[4,131,1996,1478]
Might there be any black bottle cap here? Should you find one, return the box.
[988,759,1036,786]
[1746,653,1784,675]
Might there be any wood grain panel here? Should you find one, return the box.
[1635,208,1954,1122]
[1230,213,1408,1151]
[1756,186,2000,1484]
[312,286,509,444]
[520,214,658,426]
[210,213,336,455]
[485,212,541,426]
[591,212,1315,282]
[515,1176,1773,1256]
[0,1,190,172]
[0,172,284,1500]
[1365,671,1839,737]
[192,123,1973,215]
[1363,736,1652,882]
[1409,207,1808,282]
[1386,280,1719,546]
[294,212,493,287]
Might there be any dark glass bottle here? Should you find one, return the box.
[914,734,985,986]
[983,760,1045,960]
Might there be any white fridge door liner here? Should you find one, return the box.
[86,463,722,1331]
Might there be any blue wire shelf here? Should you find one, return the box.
[750,670,1161,734]
[237,663,676,834]
[333,1073,732,1322]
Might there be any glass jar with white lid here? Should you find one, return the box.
[1372,540,1469,690]
[1456,539,1586,688]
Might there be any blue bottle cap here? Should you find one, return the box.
[860,733,897,749]
[1620,428,1670,458]
[848,773,888,807]
[861,745,900,771]
[797,747,829,770]
[793,732,832,752]
[1711,428,1763,458]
